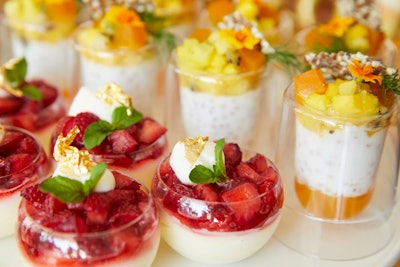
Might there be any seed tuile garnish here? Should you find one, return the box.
[218,11,302,73]
[189,138,227,184]
[0,57,42,100]
[40,126,108,203]
[305,51,400,96]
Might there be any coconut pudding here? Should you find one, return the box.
[3,0,83,103]
[17,128,160,267]
[0,58,66,154]
[74,3,168,117]
[292,51,398,219]
[172,12,299,146]
[51,83,168,189]
[0,124,51,238]
[152,136,283,264]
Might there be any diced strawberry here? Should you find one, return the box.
[106,189,136,206]
[21,184,47,208]
[42,210,87,233]
[193,184,219,202]
[107,129,138,154]
[17,135,38,154]
[114,172,141,190]
[44,194,67,215]
[137,117,167,144]
[235,161,261,182]
[61,116,77,137]
[247,153,268,174]
[223,142,242,176]
[6,153,32,174]
[0,97,23,114]
[0,131,25,155]
[221,182,261,226]
[260,166,278,184]
[84,193,112,225]
[13,113,37,131]
[20,100,43,113]
[74,112,100,145]
[109,201,140,227]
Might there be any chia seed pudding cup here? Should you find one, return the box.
[2,0,83,105]
[167,52,271,147]
[274,79,399,259]
[73,21,161,120]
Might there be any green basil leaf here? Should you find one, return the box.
[83,163,107,195]
[112,106,143,129]
[83,121,114,149]
[21,85,43,100]
[39,176,86,203]
[189,165,217,184]
[5,58,27,88]
[213,138,227,181]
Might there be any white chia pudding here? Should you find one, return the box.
[179,85,262,145]
[79,55,159,116]
[295,118,388,197]
[10,35,73,91]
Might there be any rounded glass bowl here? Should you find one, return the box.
[16,171,160,267]
[152,149,284,264]
[0,125,51,238]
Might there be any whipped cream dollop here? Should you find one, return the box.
[68,86,118,122]
[169,136,219,185]
[53,165,116,192]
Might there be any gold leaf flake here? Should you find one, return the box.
[96,82,133,115]
[182,136,208,165]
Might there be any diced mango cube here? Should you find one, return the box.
[325,83,339,97]
[293,69,327,104]
[176,39,215,70]
[331,94,362,114]
[344,24,369,53]
[359,91,379,114]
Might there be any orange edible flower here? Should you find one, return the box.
[320,17,355,37]
[219,27,259,50]
[348,59,383,84]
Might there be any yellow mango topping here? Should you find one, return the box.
[293,69,327,104]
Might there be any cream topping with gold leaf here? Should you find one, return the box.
[69,83,132,122]
[169,136,218,185]
[53,125,115,192]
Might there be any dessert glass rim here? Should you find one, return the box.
[72,21,158,55]
[286,82,396,122]
[19,174,156,237]
[0,125,49,192]
[155,152,282,205]
[169,50,272,79]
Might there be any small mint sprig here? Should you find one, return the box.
[189,138,227,184]
[4,58,42,100]
[83,106,143,149]
[39,163,107,203]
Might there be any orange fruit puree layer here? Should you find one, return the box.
[295,178,373,220]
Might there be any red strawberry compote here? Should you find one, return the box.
[16,129,160,267]
[51,83,168,189]
[0,124,51,238]
[0,58,66,154]
[152,136,284,264]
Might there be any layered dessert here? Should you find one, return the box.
[3,0,83,103]
[152,136,283,264]
[17,128,160,266]
[173,12,300,145]
[292,51,398,219]
[201,0,294,45]
[74,3,169,117]
[51,83,167,188]
[0,57,66,154]
[0,124,51,238]
[299,0,394,65]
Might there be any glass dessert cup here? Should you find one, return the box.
[16,171,160,267]
[3,18,78,105]
[73,21,162,120]
[151,149,284,264]
[274,83,399,260]
[0,125,51,238]
[165,52,272,147]
[0,80,66,155]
